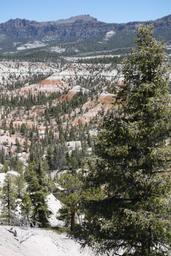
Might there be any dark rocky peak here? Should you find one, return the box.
[153,14,171,26]
[6,18,35,25]
[0,18,38,29]
[54,15,98,24]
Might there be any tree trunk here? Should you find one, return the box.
[141,240,150,256]
[70,211,75,232]
[7,181,11,225]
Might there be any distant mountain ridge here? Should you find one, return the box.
[53,14,98,24]
[0,15,107,41]
[0,14,171,53]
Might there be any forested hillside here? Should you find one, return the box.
[0,23,170,256]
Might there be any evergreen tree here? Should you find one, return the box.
[1,174,17,225]
[25,161,49,227]
[21,192,33,226]
[15,160,25,198]
[79,26,171,256]
[3,161,9,173]
[57,172,83,232]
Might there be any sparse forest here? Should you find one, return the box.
[0,22,170,256]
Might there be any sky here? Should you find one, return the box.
[0,0,171,23]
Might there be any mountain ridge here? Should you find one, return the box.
[0,14,171,53]
[2,13,171,25]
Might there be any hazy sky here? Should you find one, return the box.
[0,0,171,23]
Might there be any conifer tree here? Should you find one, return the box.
[15,160,25,198]
[3,161,9,173]
[25,161,49,227]
[79,26,171,256]
[58,172,83,232]
[21,192,32,225]
[1,174,17,225]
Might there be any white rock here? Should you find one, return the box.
[0,226,95,256]
[46,194,64,227]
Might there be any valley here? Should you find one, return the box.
[0,8,170,256]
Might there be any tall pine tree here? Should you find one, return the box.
[57,172,83,232]
[1,174,17,225]
[79,26,171,256]
[25,161,49,227]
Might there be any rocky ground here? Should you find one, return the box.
[0,226,95,256]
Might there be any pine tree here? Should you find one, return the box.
[3,161,9,173]
[15,160,25,198]
[1,174,17,225]
[25,161,49,227]
[21,192,32,225]
[79,26,171,256]
[57,172,83,232]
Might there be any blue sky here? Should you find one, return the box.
[0,0,171,23]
